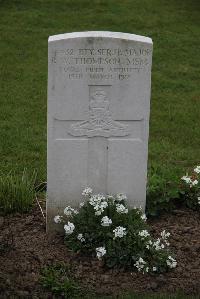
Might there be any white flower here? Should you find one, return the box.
[101,201,108,208]
[152,266,157,272]
[191,179,198,186]
[77,233,85,242]
[145,267,149,273]
[64,221,75,235]
[92,197,108,216]
[161,230,170,246]
[89,194,105,206]
[166,256,177,269]
[198,197,200,205]
[101,216,112,227]
[181,176,192,184]
[54,215,62,223]
[116,193,127,201]
[80,202,85,208]
[64,206,78,216]
[113,226,127,239]
[134,257,146,271]
[95,210,102,216]
[82,187,93,197]
[116,204,128,214]
[64,206,72,216]
[141,214,147,222]
[182,176,199,188]
[138,230,150,239]
[161,230,170,239]
[96,246,106,259]
[194,166,200,174]
[153,238,165,250]
[93,205,100,211]
[133,207,141,215]
[146,240,153,249]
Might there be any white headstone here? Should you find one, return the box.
[47,31,153,232]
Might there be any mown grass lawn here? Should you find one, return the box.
[92,295,199,299]
[0,0,200,183]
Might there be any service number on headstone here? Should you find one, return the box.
[47,31,153,231]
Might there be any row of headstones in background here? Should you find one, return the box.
[47,31,153,232]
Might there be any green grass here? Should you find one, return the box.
[0,169,36,214]
[40,264,199,299]
[41,264,82,298]
[101,295,199,299]
[72,295,200,299]
[0,0,200,182]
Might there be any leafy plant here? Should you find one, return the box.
[146,168,180,217]
[146,165,200,216]
[179,166,200,210]
[40,264,81,298]
[54,189,176,273]
[0,169,37,215]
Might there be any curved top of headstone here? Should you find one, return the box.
[48,31,152,44]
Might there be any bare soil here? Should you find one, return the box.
[0,202,200,298]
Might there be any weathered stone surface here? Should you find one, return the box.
[47,31,153,232]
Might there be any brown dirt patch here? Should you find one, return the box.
[0,202,200,298]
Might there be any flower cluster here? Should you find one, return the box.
[89,194,105,206]
[89,194,108,216]
[138,229,150,239]
[82,187,93,196]
[181,166,200,189]
[181,176,198,187]
[152,238,165,251]
[161,230,170,246]
[54,188,177,274]
[113,226,127,239]
[146,240,153,250]
[144,232,170,251]
[134,257,148,272]
[194,166,200,174]
[141,214,147,221]
[166,256,177,268]
[116,203,128,214]
[54,215,62,224]
[64,206,78,216]
[101,216,112,227]
[77,233,85,242]
[79,202,85,208]
[180,165,200,209]
[64,222,75,235]
[96,246,106,260]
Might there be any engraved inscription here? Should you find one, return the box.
[52,46,152,81]
[68,86,130,137]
